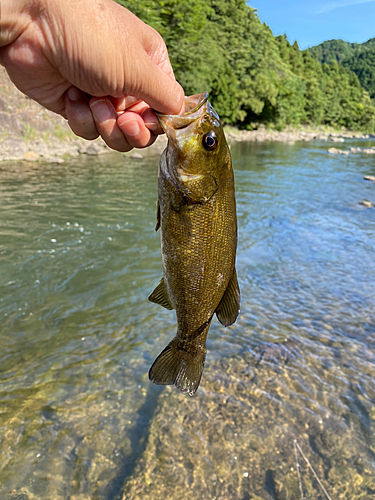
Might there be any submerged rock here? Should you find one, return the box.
[120,340,375,500]
[328,147,349,155]
[329,137,345,143]
[359,200,374,208]
[349,147,375,155]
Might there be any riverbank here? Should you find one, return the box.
[0,66,373,163]
[225,126,371,144]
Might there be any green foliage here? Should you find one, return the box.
[309,39,358,64]
[310,37,375,100]
[22,123,38,142]
[120,0,375,131]
[343,51,375,99]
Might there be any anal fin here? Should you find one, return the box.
[148,278,173,310]
[215,269,240,327]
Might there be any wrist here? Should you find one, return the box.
[0,0,40,47]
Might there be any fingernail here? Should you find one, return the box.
[120,119,140,137]
[67,86,81,101]
[144,122,158,132]
[90,99,112,123]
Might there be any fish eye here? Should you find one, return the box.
[202,131,218,151]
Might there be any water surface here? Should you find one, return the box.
[1,139,375,499]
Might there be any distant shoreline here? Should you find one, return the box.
[0,67,373,164]
[1,121,373,165]
[224,126,372,146]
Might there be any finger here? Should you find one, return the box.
[141,108,163,135]
[130,54,185,115]
[65,86,99,140]
[90,97,133,152]
[115,101,163,135]
[142,26,176,80]
[126,101,150,115]
[117,111,156,149]
[108,96,141,113]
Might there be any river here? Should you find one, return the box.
[1,138,375,499]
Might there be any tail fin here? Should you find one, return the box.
[149,337,206,396]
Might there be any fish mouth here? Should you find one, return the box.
[185,92,208,114]
[156,92,210,194]
[155,92,208,132]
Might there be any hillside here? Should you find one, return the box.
[121,0,375,132]
[309,38,375,98]
[308,38,375,64]
[0,66,112,162]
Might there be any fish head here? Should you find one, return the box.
[156,92,231,202]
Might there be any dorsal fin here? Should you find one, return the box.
[148,278,173,310]
[215,269,240,327]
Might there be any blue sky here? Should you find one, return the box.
[250,0,375,49]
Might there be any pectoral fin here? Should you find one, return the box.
[148,278,173,310]
[182,174,217,203]
[155,200,161,232]
[215,269,240,327]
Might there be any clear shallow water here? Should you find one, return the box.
[0,140,375,499]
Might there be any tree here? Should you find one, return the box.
[120,0,375,131]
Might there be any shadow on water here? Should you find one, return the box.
[106,384,164,500]
[265,469,278,499]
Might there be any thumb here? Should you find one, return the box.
[130,54,185,115]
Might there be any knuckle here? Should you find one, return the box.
[101,135,131,153]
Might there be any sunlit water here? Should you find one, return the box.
[1,139,375,499]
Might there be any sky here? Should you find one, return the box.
[250,0,375,49]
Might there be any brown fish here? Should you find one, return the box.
[148,92,240,395]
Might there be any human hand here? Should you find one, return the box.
[0,0,184,151]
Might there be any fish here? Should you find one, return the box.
[148,92,240,395]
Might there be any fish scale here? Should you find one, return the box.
[148,92,240,395]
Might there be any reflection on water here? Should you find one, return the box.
[0,140,375,499]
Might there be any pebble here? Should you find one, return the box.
[130,152,144,159]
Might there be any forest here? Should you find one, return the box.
[119,0,375,131]
[309,38,375,99]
